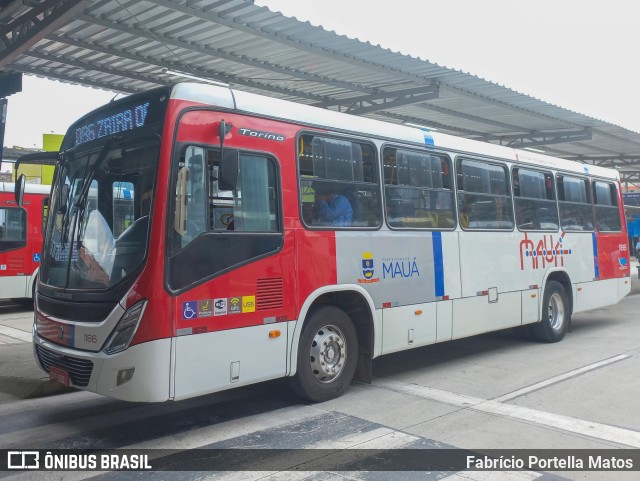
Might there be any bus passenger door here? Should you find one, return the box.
[168,121,293,400]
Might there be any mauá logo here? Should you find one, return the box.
[358,252,380,284]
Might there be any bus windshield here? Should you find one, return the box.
[40,138,159,290]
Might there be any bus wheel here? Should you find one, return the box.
[290,305,358,403]
[530,281,570,343]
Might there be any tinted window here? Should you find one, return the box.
[113,181,135,238]
[298,134,381,228]
[169,146,282,291]
[557,175,593,231]
[0,208,26,252]
[383,148,455,229]
[593,180,621,232]
[513,168,558,231]
[457,159,514,230]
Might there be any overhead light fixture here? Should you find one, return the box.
[162,69,229,87]
[523,147,546,153]
[404,122,439,131]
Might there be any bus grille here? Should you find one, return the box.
[256,277,284,310]
[35,345,93,387]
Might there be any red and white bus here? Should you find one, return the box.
[29,83,630,402]
[0,182,49,301]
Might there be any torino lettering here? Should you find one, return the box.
[238,128,285,142]
[519,233,572,270]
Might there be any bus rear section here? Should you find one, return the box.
[0,182,49,300]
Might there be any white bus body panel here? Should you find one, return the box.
[452,291,521,339]
[172,321,292,401]
[381,302,437,355]
[0,275,29,298]
[574,278,620,314]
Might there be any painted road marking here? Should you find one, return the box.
[0,325,32,343]
[493,354,631,402]
[208,425,421,481]
[376,379,640,448]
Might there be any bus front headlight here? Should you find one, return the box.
[103,300,147,355]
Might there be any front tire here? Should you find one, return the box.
[290,305,358,402]
[530,280,570,342]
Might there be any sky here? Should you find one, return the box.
[4,0,640,149]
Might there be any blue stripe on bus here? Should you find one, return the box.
[592,232,599,279]
[423,132,434,146]
[432,232,445,297]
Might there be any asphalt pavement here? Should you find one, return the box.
[1,260,639,404]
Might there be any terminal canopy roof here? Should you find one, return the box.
[1,0,640,186]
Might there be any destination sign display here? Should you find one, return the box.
[74,101,150,147]
[64,87,170,150]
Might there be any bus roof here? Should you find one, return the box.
[172,82,619,181]
[0,182,50,195]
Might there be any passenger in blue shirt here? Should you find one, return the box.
[313,183,353,227]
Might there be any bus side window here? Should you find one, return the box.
[557,175,593,231]
[383,148,455,229]
[457,158,514,230]
[0,207,27,252]
[298,134,381,229]
[512,168,558,231]
[593,180,622,232]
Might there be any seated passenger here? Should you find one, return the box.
[313,183,353,227]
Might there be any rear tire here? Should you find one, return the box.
[290,305,358,403]
[530,281,570,342]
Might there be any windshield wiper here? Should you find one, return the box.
[65,139,118,286]
[75,138,118,211]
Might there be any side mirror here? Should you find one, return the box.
[219,149,239,191]
[14,174,26,206]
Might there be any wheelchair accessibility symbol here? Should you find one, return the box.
[182,301,198,320]
[33,253,41,262]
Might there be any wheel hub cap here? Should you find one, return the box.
[310,325,347,383]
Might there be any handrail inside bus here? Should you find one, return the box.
[15,151,59,170]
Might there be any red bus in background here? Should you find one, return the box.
[0,182,49,301]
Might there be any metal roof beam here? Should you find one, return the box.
[8,62,140,93]
[315,84,439,114]
[75,13,375,94]
[590,158,640,169]
[44,33,335,104]
[621,173,640,182]
[416,101,528,132]
[563,154,640,164]
[377,110,485,137]
[0,1,28,25]
[0,0,90,68]
[25,49,167,86]
[478,128,592,148]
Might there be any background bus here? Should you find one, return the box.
[0,182,49,301]
[30,83,630,403]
